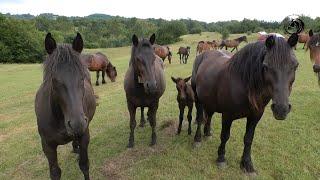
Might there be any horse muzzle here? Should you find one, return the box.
[313,64,320,73]
[271,103,291,120]
[144,81,158,94]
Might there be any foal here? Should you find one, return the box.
[171,76,194,134]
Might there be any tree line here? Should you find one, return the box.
[1,13,319,63]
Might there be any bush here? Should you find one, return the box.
[220,29,230,39]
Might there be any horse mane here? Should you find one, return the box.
[236,36,246,41]
[43,44,87,85]
[228,37,292,110]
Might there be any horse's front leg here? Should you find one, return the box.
[240,115,261,174]
[216,114,233,167]
[179,54,182,64]
[95,71,100,86]
[102,70,106,84]
[177,104,185,135]
[41,140,61,180]
[79,130,90,180]
[231,47,235,52]
[72,140,80,154]
[148,102,159,146]
[187,104,193,135]
[194,96,203,144]
[139,107,145,127]
[127,102,137,148]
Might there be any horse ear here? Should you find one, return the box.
[265,35,275,49]
[309,29,314,37]
[184,76,191,82]
[132,34,139,46]
[149,33,156,45]
[171,76,177,83]
[45,33,56,54]
[72,33,83,53]
[287,33,299,48]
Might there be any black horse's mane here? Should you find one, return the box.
[43,44,87,84]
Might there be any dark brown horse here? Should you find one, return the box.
[124,34,166,148]
[220,36,248,52]
[153,44,172,64]
[298,32,310,49]
[171,76,194,135]
[192,34,299,174]
[177,46,191,64]
[35,33,96,180]
[196,41,212,54]
[81,52,117,86]
[307,30,320,83]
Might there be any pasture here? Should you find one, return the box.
[0,32,319,179]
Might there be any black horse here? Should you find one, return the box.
[177,46,191,64]
[35,33,96,180]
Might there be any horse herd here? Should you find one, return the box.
[34,29,320,179]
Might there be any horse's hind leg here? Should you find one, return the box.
[95,71,100,86]
[179,54,182,64]
[102,70,106,84]
[177,104,185,135]
[231,47,235,53]
[41,140,61,180]
[194,94,203,144]
[139,107,145,127]
[72,140,80,154]
[148,102,159,146]
[187,104,193,135]
[216,114,233,167]
[79,130,90,180]
[204,111,213,137]
[127,102,137,148]
[240,115,260,174]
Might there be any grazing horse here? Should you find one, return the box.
[177,46,191,64]
[80,52,117,86]
[171,76,194,135]
[153,44,172,64]
[220,36,248,52]
[298,32,310,49]
[124,34,166,148]
[196,41,212,54]
[35,33,96,180]
[212,40,222,50]
[191,34,299,174]
[307,29,320,83]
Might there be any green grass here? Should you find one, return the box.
[0,32,319,179]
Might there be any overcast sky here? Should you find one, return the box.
[0,0,319,22]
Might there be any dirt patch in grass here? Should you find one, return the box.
[159,119,178,136]
[0,134,9,142]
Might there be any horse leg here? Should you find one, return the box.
[79,130,90,180]
[204,112,213,136]
[72,140,80,154]
[127,102,137,148]
[303,43,306,49]
[194,95,203,143]
[240,115,260,174]
[180,54,182,64]
[148,102,159,146]
[187,104,193,135]
[102,70,106,84]
[139,107,145,127]
[231,47,235,53]
[95,71,100,86]
[41,140,61,180]
[177,104,185,135]
[216,114,233,167]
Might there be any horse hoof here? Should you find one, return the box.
[127,143,134,148]
[139,123,145,128]
[95,83,99,86]
[193,142,201,148]
[102,81,106,84]
[149,142,156,146]
[216,161,227,169]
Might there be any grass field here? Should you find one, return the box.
[0,32,319,180]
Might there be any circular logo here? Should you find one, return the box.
[283,15,304,34]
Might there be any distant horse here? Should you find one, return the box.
[196,41,212,54]
[297,32,310,49]
[191,34,299,174]
[307,29,320,83]
[81,52,117,86]
[212,40,222,50]
[177,46,191,64]
[220,36,247,52]
[35,33,96,180]
[171,76,194,135]
[124,34,166,148]
[153,44,172,64]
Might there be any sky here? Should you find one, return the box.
[0,0,319,22]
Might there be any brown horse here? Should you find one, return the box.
[124,34,166,148]
[177,46,191,64]
[220,36,248,52]
[307,29,320,83]
[81,52,117,86]
[153,44,172,64]
[192,34,299,174]
[298,32,310,49]
[196,41,212,55]
[171,76,194,135]
[212,40,222,50]
[35,33,96,180]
